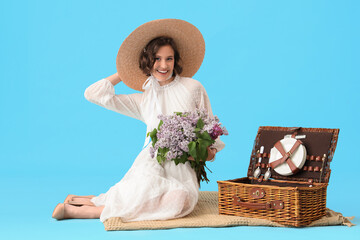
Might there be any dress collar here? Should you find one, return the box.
[142,75,180,91]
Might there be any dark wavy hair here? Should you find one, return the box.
[139,36,182,76]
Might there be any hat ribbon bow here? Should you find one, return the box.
[142,76,163,148]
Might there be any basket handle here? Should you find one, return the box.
[232,195,284,210]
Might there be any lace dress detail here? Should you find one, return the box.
[84,76,225,222]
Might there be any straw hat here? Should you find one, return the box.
[116,19,205,92]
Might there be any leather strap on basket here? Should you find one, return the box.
[269,139,303,174]
[232,195,284,210]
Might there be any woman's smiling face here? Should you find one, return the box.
[151,45,175,85]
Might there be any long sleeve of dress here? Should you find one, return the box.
[84,79,144,122]
[194,82,226,153]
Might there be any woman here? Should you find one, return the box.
[52,19,225,222]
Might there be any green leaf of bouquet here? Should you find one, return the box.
[149,128,157,141]
[203,139,214,148]
[180,153,188,163]
[149,129,157,147]
[188,141,197,159]
[199,131,213,141]
[157,155,163,164]
[196,118,205,129]
[198,139,209,161]
[158,120,163,129]
[194,128,201,132]
[158,147,169,157]
[195,157,201,164]
[158,147,163,157]
[195,132,201,139]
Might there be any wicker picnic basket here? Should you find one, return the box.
[217,126,339,227]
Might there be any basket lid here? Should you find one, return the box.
[247,126,340,183]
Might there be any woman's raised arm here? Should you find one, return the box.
[106,72,122,86]
[84,73,144,122]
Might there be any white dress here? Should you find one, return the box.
[84,75,225,223]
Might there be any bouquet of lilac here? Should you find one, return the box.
[147,109,228,184]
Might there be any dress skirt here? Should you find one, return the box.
[91,144,199,222]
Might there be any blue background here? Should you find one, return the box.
[1,0,359,239]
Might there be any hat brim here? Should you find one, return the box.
[116,19,205,92]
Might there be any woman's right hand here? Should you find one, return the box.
[106,72,122,86]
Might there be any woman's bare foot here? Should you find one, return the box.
[52,203,104,220]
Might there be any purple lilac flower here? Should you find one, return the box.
[149,109,227,162]
[210,124,223,139]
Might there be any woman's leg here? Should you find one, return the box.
[64,194,95,204]
[52,203,104,220]
[68,197,96,206]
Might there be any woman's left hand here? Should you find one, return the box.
[206,147,217,161]
[188,147,217,161]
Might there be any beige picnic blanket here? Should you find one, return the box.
[104,191,354,231]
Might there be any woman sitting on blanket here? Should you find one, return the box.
[52,19,225,222]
